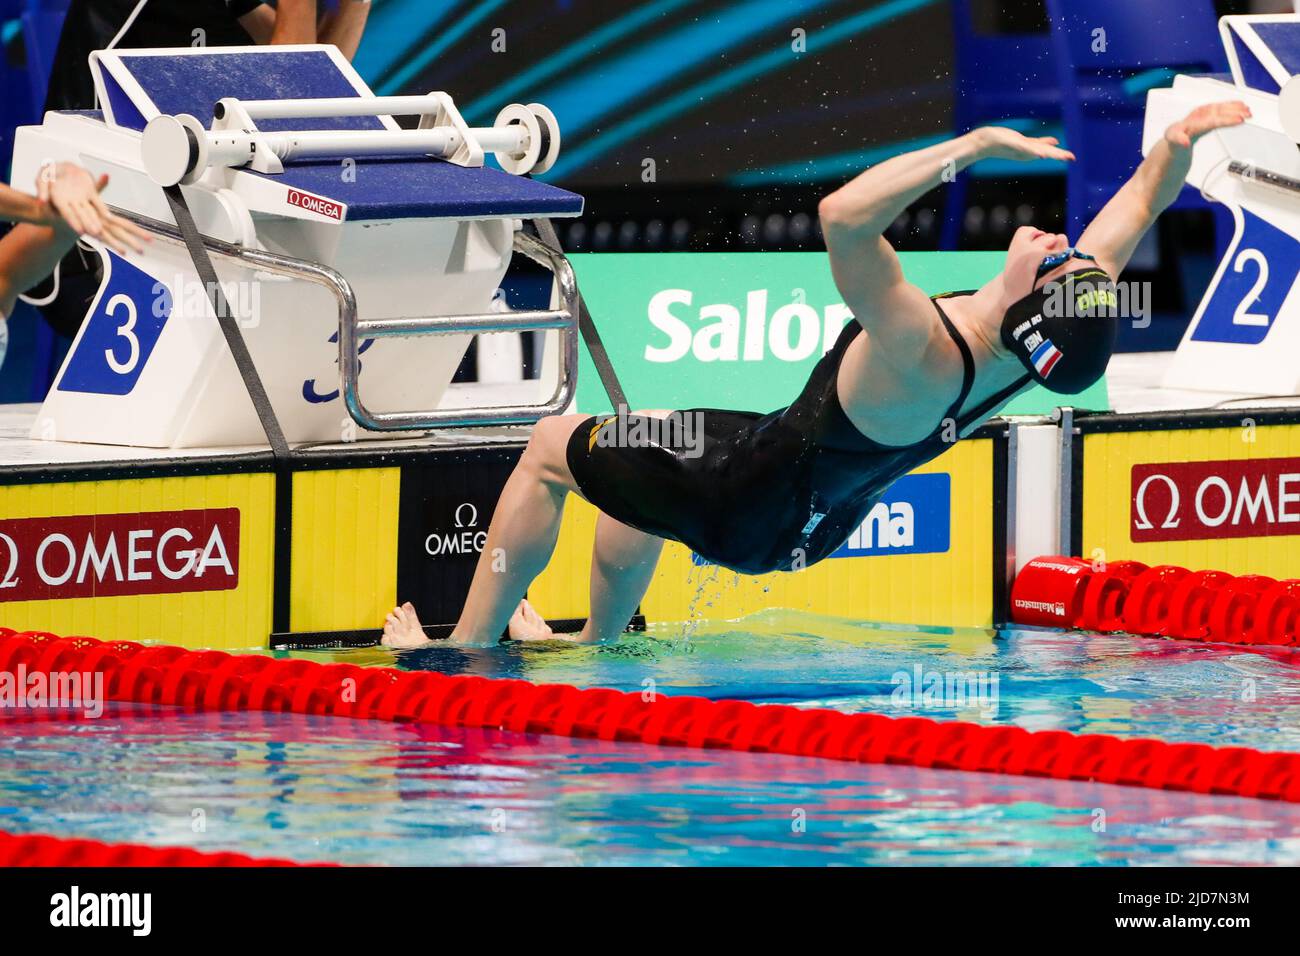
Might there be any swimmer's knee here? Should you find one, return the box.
[523,415,571,461]
[519,415,582,487]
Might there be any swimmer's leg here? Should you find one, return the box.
[575,408,672,643]
[498,409,674,644]
[451,414,588,643]
[578,512,665,643]
[382,414,586,648]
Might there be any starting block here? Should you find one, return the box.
[10,45,584,448]
[1144,15,1300,397]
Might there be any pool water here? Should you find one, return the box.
[339,613,1300,751]
[2,616,1298,865]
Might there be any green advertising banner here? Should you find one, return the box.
[568,251,1108,417]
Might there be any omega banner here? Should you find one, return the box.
[567,252,1109,416]
[1082,423,1300,581]
[0,508,239,602]
[1131,457,1300,542]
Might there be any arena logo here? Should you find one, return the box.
[693,473,951,566]
[831,472,951,557]
[1131,457,1300,542]
[286,188,344,221]
[0,509,240,602]
[645,288,854,364]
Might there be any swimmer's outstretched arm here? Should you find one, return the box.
[819,129,1075,353]
[1078,101,1251,279]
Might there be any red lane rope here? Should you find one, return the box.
[0,630,1297,803]
[0,830,321,867]
[1012,556,1300,649]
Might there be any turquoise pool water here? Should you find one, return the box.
[360,614,1300,751]
[1,617,1297,865]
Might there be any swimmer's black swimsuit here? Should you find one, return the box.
[565,294,1028,575]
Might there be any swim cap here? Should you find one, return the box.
[1000,267,1118,394]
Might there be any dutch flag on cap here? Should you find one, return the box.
[1030,338,1063,378]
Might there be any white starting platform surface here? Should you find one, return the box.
[1144,14,1300,398]
[10,45,583,448]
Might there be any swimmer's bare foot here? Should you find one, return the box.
[381,601,432,649]
[507,599,557,641]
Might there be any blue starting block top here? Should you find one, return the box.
[250,156,581,221]
[1222,16,1300,96]
[90,46,583,222]
[115,49,382,131]
[1254,23,1300,74]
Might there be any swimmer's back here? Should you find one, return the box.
[566,298,1011,573]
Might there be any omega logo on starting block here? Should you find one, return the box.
[286,188,344,221]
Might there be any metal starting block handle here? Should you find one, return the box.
[141,93,561,186]
[339,230,580,432]
[111,206,580,433]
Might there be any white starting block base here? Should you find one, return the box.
[1,380,553,470]
[1107,350,1300,412]
[1144,15,1300,398]
[18,206,508,448]
[10,45,582,449]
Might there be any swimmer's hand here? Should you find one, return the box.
[36,163,151,256]
[970,127,1076,164]
[1164,101,1251,150]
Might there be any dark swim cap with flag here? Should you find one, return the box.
[1001,266,1119,394]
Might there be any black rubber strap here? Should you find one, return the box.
[929,294,977,424]
[930,292,1030,432]
[163,184,290,461]
[531,218,628,411]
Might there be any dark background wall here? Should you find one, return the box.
[363,0,1250,191]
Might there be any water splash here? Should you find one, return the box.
[676,562,722,651]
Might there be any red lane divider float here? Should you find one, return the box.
[1012,556,1300,648]
[0,830,319,867]
[1,630,1297,803]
